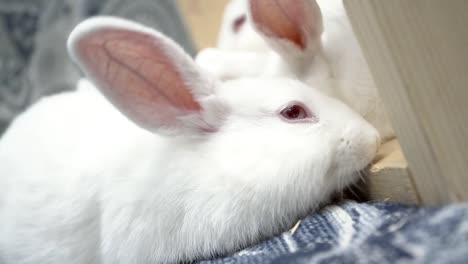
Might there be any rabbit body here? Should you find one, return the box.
[0,17,379,264]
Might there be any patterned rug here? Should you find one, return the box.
[202,200,468,264]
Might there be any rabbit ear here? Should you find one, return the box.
[249,0,323,58]
[68,17,226,135]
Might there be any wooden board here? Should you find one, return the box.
[344,0,468,205]
[367,140,420,204]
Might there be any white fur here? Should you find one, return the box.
[217,0,267,52]
[196,0,395,141]
[0,17,380,263]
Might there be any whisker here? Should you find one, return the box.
[346,183,359,198]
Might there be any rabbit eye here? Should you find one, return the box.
[280,103,311,122]
[232,14,246,33]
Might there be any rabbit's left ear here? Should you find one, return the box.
[68,17,227,135]
[249,0,323,58]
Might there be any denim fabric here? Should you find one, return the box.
[203,201,468,264]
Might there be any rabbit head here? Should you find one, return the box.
[203,0,395,140]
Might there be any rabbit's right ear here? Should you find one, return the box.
[68,17,227,135]
[249,0,323,59]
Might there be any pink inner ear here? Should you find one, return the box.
[76,29,202,130]
[250,0,321,50]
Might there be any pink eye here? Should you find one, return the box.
[280,103,313,122]
[232,15,246,33]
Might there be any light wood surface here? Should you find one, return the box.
[177,0,230,50]
[344,0,468,205]
[368,140,419,204]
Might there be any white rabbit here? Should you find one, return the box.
[197,0,273,80]
[196,0,395,141]
[217,0,267,52]
[0,17,380,264]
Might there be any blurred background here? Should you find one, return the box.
[178,0,229,49]
[0,0,229,135]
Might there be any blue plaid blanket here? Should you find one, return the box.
[203,201,468,264]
